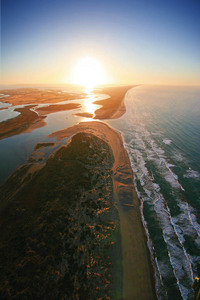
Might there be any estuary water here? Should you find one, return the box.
[107,86,200,299]
[0,92,102,183]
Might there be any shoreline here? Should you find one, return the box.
[49,121,156,299]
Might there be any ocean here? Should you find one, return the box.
[107,85,200,299]
[0,85,200,299]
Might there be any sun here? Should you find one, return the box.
[71,56,106,92]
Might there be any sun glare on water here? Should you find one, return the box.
[71,56,106,92]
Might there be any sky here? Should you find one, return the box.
[1,0,200,86]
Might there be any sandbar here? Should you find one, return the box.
[75,112,94,118]
[49,121,156,299]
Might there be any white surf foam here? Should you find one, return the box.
[163,138,172,145]
[183,169,200,179]
[124,114,195,298]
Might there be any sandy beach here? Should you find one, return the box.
[50,121,156,299]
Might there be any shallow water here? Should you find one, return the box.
[106,86,200,299]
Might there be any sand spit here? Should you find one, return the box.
[50,121,156,299]
[93,85,135,119]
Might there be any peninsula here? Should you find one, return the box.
[0,85,156,299]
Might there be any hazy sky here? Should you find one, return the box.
[1,0,200,86]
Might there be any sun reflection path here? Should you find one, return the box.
[77,88,109,122]
[82,92,99,119]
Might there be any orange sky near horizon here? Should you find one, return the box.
[1,0,200,87]
[1,53,200,87]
